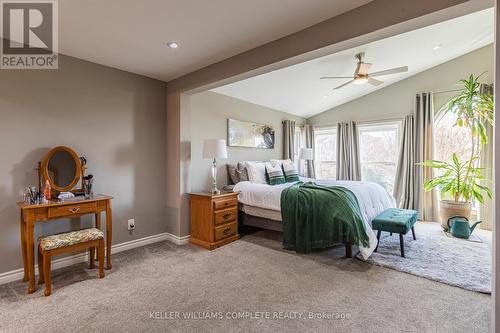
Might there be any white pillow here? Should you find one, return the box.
[244,161,267,184]
[270,159,291,168]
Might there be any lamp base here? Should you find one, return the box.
[210,188,221,195]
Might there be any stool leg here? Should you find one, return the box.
[89,247,95,269]
[43,253,52,296]
[399,233,405,258]
[411,227,416,240]
[374,230,381,252]
[98,241,105,278]
[37,246,44,285]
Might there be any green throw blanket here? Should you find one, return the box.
[281,182,369,253]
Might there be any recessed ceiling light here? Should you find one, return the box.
[433,43,443,50]
[167,41,179,49]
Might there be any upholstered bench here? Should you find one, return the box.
[38,228,105,296]
[372,208,419,258]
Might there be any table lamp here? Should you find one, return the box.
[299,148,313,177]
[203,139,228,195]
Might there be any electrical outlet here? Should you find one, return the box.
[128,219,135,231]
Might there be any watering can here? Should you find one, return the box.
[447,216,482,239]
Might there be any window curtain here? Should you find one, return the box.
[415,92,439,221]
[479,83,494,230]
[283,120,296,160]
[393,115,418,210]
[336,121,361,180]
[304,124,316,178]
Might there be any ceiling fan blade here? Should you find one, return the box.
[367,77,383,86]
[320,76,353,79]
[333,80,354,90]
[369,66,408,77]
[358,63,372,76]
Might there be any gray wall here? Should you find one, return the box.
[308,44,494,125]
[0,55,167,274]
[188,91,305,193]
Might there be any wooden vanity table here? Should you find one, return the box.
[17,195,113,294]
[17,146,113,294]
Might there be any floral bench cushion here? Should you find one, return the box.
[39,228,104,251]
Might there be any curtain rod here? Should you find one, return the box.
[432,88,463,95]
[312,117,405,129]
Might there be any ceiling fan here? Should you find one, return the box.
[320,52,408,90]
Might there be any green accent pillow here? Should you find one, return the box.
[282,160,299,182]
[265,162,286,185]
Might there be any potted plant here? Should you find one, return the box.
[422,74,493,224]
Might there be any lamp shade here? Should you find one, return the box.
[203,139,228,159]
[299,148,313,161]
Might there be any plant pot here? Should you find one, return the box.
[439,200,471,228]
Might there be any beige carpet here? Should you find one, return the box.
[0,228,491,333]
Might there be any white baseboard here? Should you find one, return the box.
[0,232,190,286]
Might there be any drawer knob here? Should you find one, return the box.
[223,228,231,235]
[68,207,80,214]
[223,213,231,220]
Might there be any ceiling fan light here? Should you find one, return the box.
[353,77,368,85]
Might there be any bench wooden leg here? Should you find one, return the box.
[89,247,95,269]
[43,252,52,296]
[345,242,352,258]
[399,233,405,258]
[37,246,44,285]
[98,241,105,278]
[374,230,382,252]
[411,226,416,240]
[390,232,392,236]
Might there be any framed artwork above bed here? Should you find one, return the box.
[227,118,275,149]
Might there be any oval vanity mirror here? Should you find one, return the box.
[41,146,82,192]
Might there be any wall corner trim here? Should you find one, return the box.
[0,232,191,286]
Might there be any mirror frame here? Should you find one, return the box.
[41,146,82,193]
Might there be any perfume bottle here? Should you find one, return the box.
[43,180,51,200]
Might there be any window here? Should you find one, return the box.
[358,122,401,193]
[293,126,302,161]
[434,111,471,169]
[434,111,478,212]
[293,126,303,170]
[314,127,337,179]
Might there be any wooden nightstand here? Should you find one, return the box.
[189,192,240,250]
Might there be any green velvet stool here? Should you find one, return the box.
[372,208,419,257]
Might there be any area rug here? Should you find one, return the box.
[357,228,492,293]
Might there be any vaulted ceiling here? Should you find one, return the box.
[212,8,494,118]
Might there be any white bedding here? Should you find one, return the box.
[233,178,396,259]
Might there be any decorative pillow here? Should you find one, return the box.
[265,162,285,185]
[244,161,267,184]
[226,164,239,184]
[236,163,249,182]
[282,159,300,182]
[270,159,288,168]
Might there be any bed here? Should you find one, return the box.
[233,178,396,259]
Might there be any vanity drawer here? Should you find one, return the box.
[48,202,97,219]
[214,222,237,241]
[213,197,237,210]
[214,207,237,226]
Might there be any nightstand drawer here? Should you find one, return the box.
[213,197,237,210]
[214,207,237,226]
[48,202,97,219]
[214,222,237,241]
